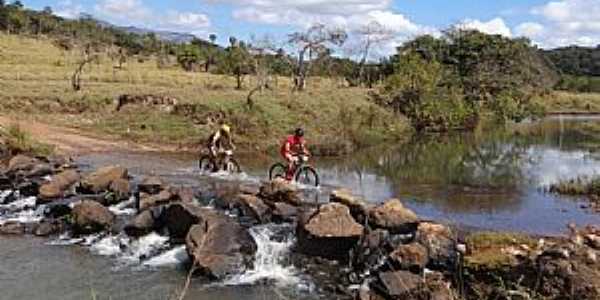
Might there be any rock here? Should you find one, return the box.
[297,202,364,260]
[71,200,115,234]
[7,155,39,173]
[26,163,53,178]
[38,170,80,202]
[139,189,177,211]
[375,271,423,298]
[173,186,195,203]
[585,234,600,250]
[331,189,369,223]
[109,178,131,201]
[389,243,429,271]
[16,180,40,197]
[80,165,128,194]
[415,222,457,270]
[34,219,65,237]
[258,179,302,206]
[124,210,157,237]
[0,221,25,235]
[237,194,271,223]
[272,202,298,222]
[162,202,219,240]
[138,176,165,195]
[44,198,76,218]
[0,173,12,190]
[369,199,418,234]
[185,216,257,279]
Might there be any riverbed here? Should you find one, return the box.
[2,115,600,299]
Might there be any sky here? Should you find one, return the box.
[20,0,600,52]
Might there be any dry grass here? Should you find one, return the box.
[541,91,600,113]
[0,34,410,152]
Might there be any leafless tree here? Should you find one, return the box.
[71,45,98,91]
[288,23,347,91]
[354,21,393,86]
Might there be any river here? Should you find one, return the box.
[2,115,600,299]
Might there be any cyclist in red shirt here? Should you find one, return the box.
[280,128,310,180]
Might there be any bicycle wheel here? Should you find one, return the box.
[225,158,242,173]
[295,166,320,187]
[269,163,287,180]
[198,155,215,172]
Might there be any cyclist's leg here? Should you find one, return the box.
[284,153,294,180]
[209,146,219,172]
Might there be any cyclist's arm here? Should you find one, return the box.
[301,141,310,156]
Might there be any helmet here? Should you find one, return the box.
[220,124,231,134]
[294,128,304,137]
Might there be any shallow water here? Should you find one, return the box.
[3,115,600,300]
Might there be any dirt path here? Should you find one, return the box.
[0,115,170,155]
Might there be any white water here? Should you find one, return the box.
[108,196,137,216]
[143,245,188,267]
[224,225,299,287]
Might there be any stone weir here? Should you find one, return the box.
[1,150,599,300]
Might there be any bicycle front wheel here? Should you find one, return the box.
[295,166,320,187]
[225,158,242,173]
[198,155,215,172]
[269,163,287,180]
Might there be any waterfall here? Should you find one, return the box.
[224,224,299,286]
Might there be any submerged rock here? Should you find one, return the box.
[297,202,364,260]
[0,221,25,235]
[369,199,418,234]
[185,215,257,279]
[139,189,178,211]
[38,169,80,202]
[71,200,115,234]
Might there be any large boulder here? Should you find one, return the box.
[162,202,219,241]
[124,210,158,237]
[109,178,131,201]
[79,165,128,194]
[139,189,178,211]
[236,194,271,223]
[185,216,257,279]
[297,202,364,260]
[369,199,418,234]
[331,189,370,223]
[7,155,39,174]
[389,243,429,272]
[258,179,302,206]
[38,170,80,202]
[271,202,298,223]
[415,222,457,270]
[375,271,423,299]
[71,200,115,234]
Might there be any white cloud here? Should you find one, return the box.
[524,0,600,47]
[458,17,512,37]
[163,12,211,29]
[54,0,83,19]
[515,22,545,38]
[94,0,152,23]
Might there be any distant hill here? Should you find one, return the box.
[117,26,197,44]
[544,46,600,76]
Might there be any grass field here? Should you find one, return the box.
[542,91,600,113]
[0,34,409,153]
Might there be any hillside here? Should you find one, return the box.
[0,34,408,154]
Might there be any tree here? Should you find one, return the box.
[72,45,99,91]
[353,21,393,86]
[288,23,347,91]
[177,44,202,72]
[219,37,251,89]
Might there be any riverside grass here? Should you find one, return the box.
[0,33,409,152]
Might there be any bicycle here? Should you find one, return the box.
[198,150,242,173]
[269,154,320,187]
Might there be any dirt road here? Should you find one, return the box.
[0,115,170,155]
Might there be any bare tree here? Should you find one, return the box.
[354,21,393,86]
[288,23,347,91]
[246,35,279,109]
[71,45,98,91]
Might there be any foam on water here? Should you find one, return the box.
[109,196,137,216]
[0,196,37,211]
[0,190,13,204]
[224,225,299,287]
[143,245,188,267]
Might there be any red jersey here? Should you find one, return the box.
[280,135,305,156]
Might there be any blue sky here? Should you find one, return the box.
[20,0,600,50]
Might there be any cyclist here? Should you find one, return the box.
[206,124,235,172]
[280,128,310,180]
